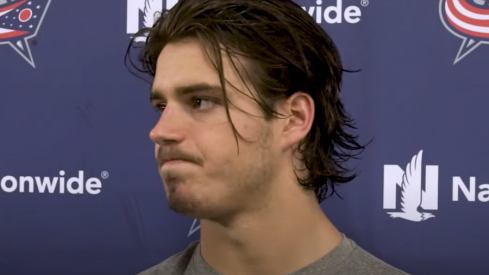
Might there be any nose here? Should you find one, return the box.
[149,105,186,145]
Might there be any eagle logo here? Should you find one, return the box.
[128,0,178,42]
[387,150,436,222]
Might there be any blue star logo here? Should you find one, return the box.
[188,218,200,237]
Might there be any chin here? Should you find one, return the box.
[167,187,206,216]
[167,192,229,220]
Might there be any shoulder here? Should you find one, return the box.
[137,241,200,275]
[343,239,409,275]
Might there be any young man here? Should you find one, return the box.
[127,0,409,274]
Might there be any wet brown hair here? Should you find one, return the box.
[125,0,367,203]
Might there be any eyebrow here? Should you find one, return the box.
[150,83,223,102]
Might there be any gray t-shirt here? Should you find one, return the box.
[137,234,409,275]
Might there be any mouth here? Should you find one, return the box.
[161,159,192,167]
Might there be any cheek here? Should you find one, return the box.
[196,110,265,164]
[199,123,236,159]
[230,111,264,139]
[195,126,243,172]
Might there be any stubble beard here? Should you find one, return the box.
[164,126,276,222]
[163,170,202,217]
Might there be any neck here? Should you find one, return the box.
[198,187,343,275]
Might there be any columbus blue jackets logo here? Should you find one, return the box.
[439,0,489,64]
[0,0,50,68]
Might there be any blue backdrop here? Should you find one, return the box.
[0,0,488,274]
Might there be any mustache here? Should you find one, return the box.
[157,146,203,166]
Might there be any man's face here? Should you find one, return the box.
[149,38,280,220]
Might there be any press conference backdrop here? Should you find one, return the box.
[0,0,488,274]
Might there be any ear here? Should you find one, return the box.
[279,92,315,150]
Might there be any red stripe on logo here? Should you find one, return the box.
[446,15,489,38]
[0,0,29,14]
[447,0,489,27]
[458,0,489,15]
[0,30,29,39]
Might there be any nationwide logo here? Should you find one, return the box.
[0,170,109,195]
[302,0,369,24]
[439,0,489,64]
[0,0,51,68]
[383,150,438,222]
[127,0,369,42]
[127,0,178,42]
[383,150,489,222]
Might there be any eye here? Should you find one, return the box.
[192,98,216,110]
[153,103,166,113]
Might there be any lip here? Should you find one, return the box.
[162,159,192,166]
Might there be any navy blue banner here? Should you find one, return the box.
[0,0,488,274]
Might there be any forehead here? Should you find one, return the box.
[152,38,252,97]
